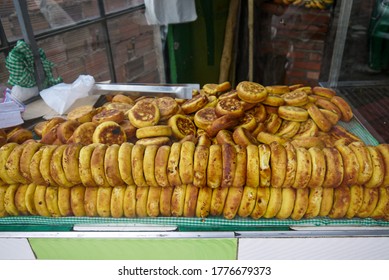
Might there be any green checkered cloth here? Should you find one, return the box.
[5,40,62,88]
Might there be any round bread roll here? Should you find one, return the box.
[84,186,99,217]
[304,187,323,219]
[96,185,112,217]
[307,103,333,132]
[5,143,29,184]
[14,184,29,216]
[181,94,208,115]
[232,127,258,146]
[215,97,244,117]
[221,144,237,188]
[207,144,223,189]
[322,147,344,188]
[136,125,172,139]
[194,107,218,130]
[312,86,336,99]
[171,184,186,217]
[58,186,73,217]
[223,186,243,220]
[29,147,47,186]
[92,121,127,145]
[276,120,300,139]
[330,96,353,122]
[282,142,297,188]
[45,186,61,217]
[128,99,160,128]
[335,143,359,187]
[70,122,97,145]
[104,144,125,187]
[56,120,80,144]
[206,114,239,138]
[117,142,134,185]
[193,144,209,187]
[238,186,257,218]
[67,105,96,123]
[183,184,199,217]
[195,186,212,218]
[270,142,287,188]
[364,146,385,189]
[34,184,50,217]
[90,144,110,188]
[258,144,271,187]
[262,94,285,107]
[25,183,38,215]
[123,185,137,218]
[232,145,247,188]
[167,142,182,187]
[143,144,159,188]
[263,187,282,218]
[168,114,196,139]
[319,187,334,216]
[345,184,364,219]
[131,144,148,188]
[50,145,73,188]
[356,187,379,218]
[278,106,309,122]
[39,145,59,187]
[154,145,171,188]
[283,90,308,106]
[236,81,268,103]
[276,188,296,219]
[110,186,126,218]
[307,147,326,188]
[210,187,229,216]
[250,186,270,220]
[155,97,180,121]
[246,144,260,188]
[79,144,99,188]
[290,188,309,220]
[62,143,83,185]
[328,186,351,219]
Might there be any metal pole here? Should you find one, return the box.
[97,0,117,82]
[13,0,46,90]
[328,0,354,88]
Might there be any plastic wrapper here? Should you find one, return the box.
[39,75,95,115]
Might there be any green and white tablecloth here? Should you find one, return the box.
[6,40,62,88]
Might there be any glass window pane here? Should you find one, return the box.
[37,23,110,83]
[29,0,100,35]
[0,0,100,42]
[0,52,9,85]
[107,11,163,83]
[104,0,144,14]
[1,0,23,42]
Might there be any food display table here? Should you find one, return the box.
[1,89,389,260]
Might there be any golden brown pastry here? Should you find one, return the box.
[270,141,287,188]
[223,186,243,220]
[128,99,160,128]
[236,81,268,103]
[92,121,127,145]
[207,144,223,188]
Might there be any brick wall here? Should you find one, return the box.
[0,0,164,86]
[257,2,332,86]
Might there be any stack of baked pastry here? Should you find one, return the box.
[0,81,388,220]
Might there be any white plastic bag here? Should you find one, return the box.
[11,85,39,102]
[144,0,197,25]
[39,75,95,115]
